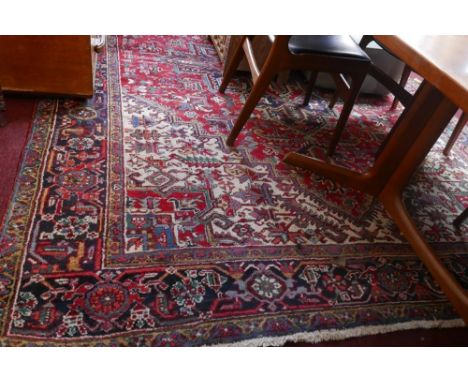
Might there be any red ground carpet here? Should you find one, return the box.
[0,36,467,346]
[0,97,36,220]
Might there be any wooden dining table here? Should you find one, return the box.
[284,35,468,323]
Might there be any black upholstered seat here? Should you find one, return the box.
[289,35,370,61]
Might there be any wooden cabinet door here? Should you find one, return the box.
[0,36,95,97]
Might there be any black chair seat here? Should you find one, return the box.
[289,35,370,61]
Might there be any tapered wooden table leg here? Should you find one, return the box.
[378,93,468,323]
[380,191,468,323]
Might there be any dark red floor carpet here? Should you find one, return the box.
[0,96,36,222]
[0,92,466,346]
[288,327,467,346]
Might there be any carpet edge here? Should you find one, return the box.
[213,319,465,347]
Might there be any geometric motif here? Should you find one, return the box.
[0,35,466,346]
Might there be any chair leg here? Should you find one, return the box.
[329,73,350,109]
[303,71,318,106]
[328,91,339,109]
[326,72,365,156]
[391,64,411,110]
[454,207,468,230]
[219,36,247,93]
[226,66,277,146]
[443,112,467,156]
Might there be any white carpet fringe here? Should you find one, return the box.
[212,319,465,346]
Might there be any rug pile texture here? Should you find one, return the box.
[0,35,467,346]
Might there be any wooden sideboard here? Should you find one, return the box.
[0,36,97,97]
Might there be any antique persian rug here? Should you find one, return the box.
[0,36,467,346]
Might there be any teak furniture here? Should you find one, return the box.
[0,36,97,97]
[220,35,370,156]
[392,64,467,156]
[361,34,468,157]
[388,62,467,230]
[285,35,468,323]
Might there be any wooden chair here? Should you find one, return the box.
[219,36,371,156]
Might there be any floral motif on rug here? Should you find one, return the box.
[0,35,467,346]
